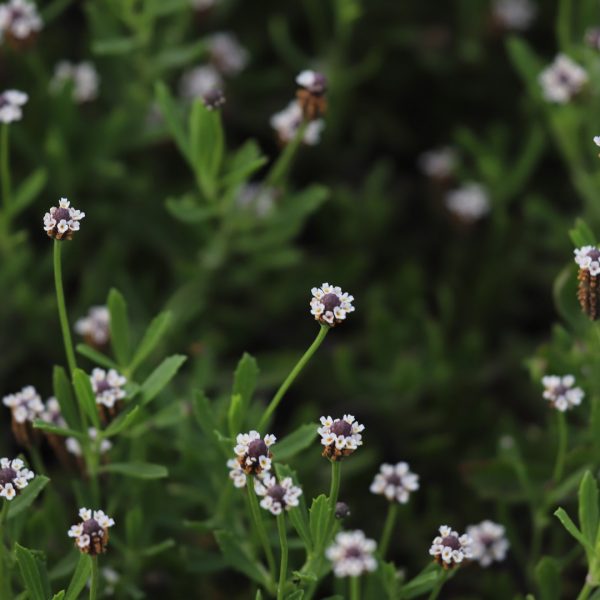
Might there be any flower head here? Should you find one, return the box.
[233,430,276,476]
[445,183,490,222]
[542,375,584,412]
[296,70,328,120]
[68,508,115,555]
[326,530,377,578]
[335,501,351,520]
[40,396,66,427]
[179,65,223,101]
[575,246,600,276]
[90,368,127,409]
[0,457,34,501]
[370,462,419,504]
[310,283,355,327]
[492,0,536,31]
[43,197,85,240]
[207,32,248,76]
[539,54,588,104]
[270,101,324,146]
[66,428,112,457]
[575,246,600,319]
[0,89,27,123]
[467,520,509,567]
[0,0,42,44]
[318,415,364,461]
[3,385,44,424]
[75,305,110,347]
[50,61,99,103]
[202,88,226,111]
[254,474,302,515]
[429,525,473,569]
[418,147,456,180]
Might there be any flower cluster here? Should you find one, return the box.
[296,69,327,120]
[575,245,600,320]
[0,0,42,44]
[429,525,473,569]
[90,368,127,410]
[0,89,27,124]
[66,427,112,458]
[0,457,34,501]
[68,508,115,555]
[318,415,364,461]
[539,54,588,104]
[445,183,490,222]
[3,385,44,445]
[271,100,325,146]
[542,375,584,412]
[40,396,66,427]
[370,462,419,504]
[254,475,302,515]
[75,305,110,347]
[418,147,456,180]
[467,520,509,567]
[233,431,276,476]
[43,197,85,240]
[326,530,377,577]
[492,0,536,31]
[50,61,100,103]
[310,283,355,327]
[574,245,600,276]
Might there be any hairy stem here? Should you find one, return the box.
[276,513,289,600]
[265,121,309,188]
[428,569,449,600]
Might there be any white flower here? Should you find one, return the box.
[429,525,473,568]
[0,0,42,42]
[467,520,509,567]
[232,430,276,476]
[90,368,127,409]
[179,65,223,101]
[3,385,44,423]
[310,283,355,327]
[326,530,377,578]
[66,428,112,457]
[575,246,600,276]
[270,101,324,145]
[542,375,584,412]
[318,414,364,461]
[370,462,419,504]
[40,396,67,427]
[594,136,600,148]
[0,457,35,501]
[68,508,115,555]
[296,70,327,94]
[539,54,588,104]
[235,184,276,218]
[492,0,536,31]
[445,183,490,222]
[75,305,110,346]
[227,458,247,488]
[43,197,85,240]
[50,61,100,103]
[0,89,28,123]
[254,474,302,515]
[208,32,249,76]
[418,147,456,179]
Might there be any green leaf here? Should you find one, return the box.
[378,561,401,599]
[165,195,219,224]
[309,495,330,550]
[215,530,271,589]
[141,539,176,557]
[108,288,131,367]
[52,592,66,600]
[53,366,80,430]
[15,544,51,600]
[554,507,594,553]
[228,353,259,436]
[155,81,191,163]
[400,564,441,599]
[8,476,50,521]
[92,36,144,55]
[33,420,83,439]
[8,168,47,218]
[64,554,91,600]
[255,591,263,600]
[129,311,173,374]
[274,424,317,462]
[72,368,100,428]
[569,218,596,247]
[99,462,168,479]
[535,556,561,600]
[228,393,244,438]
[275,464,312,552]
[140,354,187,405]
[102,406,141,438]
[284,592,304,600]
[76,344,119,370]
[579,471,599,550]
[221,140,267,190]
[193,390,230,457]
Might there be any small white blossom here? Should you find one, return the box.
[318,414,364,461]
[233,430,276,476]
[50,61,100,103]
[539,54,588,104]
[492,0,536,31]
[594,136,600,148]
[68,508,115,555]
[66,428,112,457]
[370,462,419,504]
[326,530,377,578]
[3,385,44,424]
[179,65,223,101]
[75,305,110,346]
[227,458,247,488]
[270,101,324,145]
[254,474,302,515]
[0,89,27,123]
[208,32,248,76]
[296,70,327,94]
[310,283,355,326]
[542,375,584,412]
[575,246,600,276]
[467,520,509,567]
[445,183,490,222]
[418,147,456,179]
[429,525,473,569]
[0,457,34,501]
[90,368,127,409]
[0,0,42,42]
[40,397,66,427]
[43,197,85,240]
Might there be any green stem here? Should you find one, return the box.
[553,411,568,483]
[258,325,329,431]
[53,240,77,376]
[90,556,99,600]
[0,501,10,599]
[349,576,360,600]
[265,120,309,188]
[428,569,449,600]
[1,124,10,211]
[276,514,289,600]
[324,461,341,546]
[379,502,398,559]
[576,582,594,600]
[247,477,276,582]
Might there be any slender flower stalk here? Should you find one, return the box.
[247,477,276,581]
[90,556,99,600]
[0,501,10,599]
[324,461,341,545]
[1,124,9,210]
[350,576,360,600]
[379,503,398,559]
[265,119,309,188]
[576,582,594,600]
[53,239,78,375]
[258,324,328,431]
[553,411,568,483]
[276,514,288,600]
[428,570,450,600]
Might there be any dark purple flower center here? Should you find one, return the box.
[0,468,16,486]
[248,439,268,460]
[321,293,341,313]
[83,519,103,536]
[386,473,403,487]
[202,89,225,109]
[345,546,363,559]
[95,379,111,394]
[52,207,71,222]
[267,484,286,504]
[554,384,568,397]
[588,249,600,261]
[442,536,461,550]
[0,96,7,109]
[330,420,352,437]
